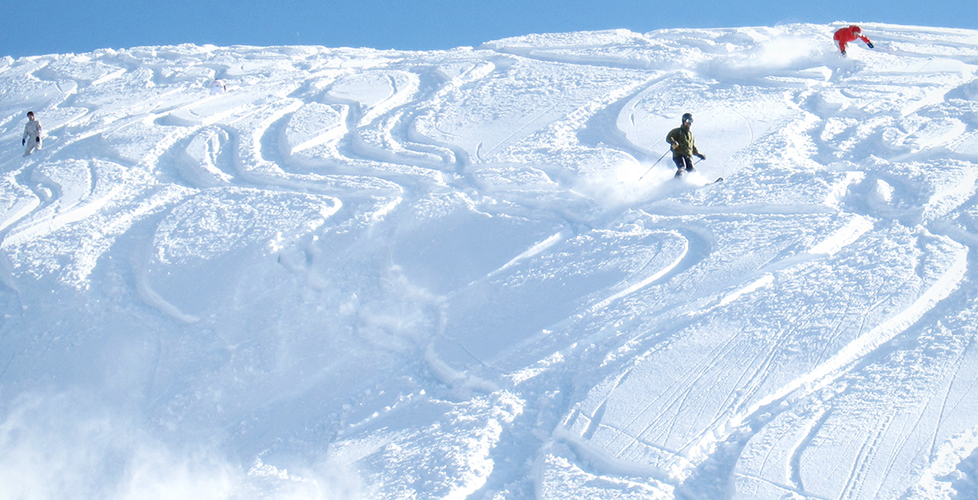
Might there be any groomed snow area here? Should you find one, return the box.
[1,22,977,499]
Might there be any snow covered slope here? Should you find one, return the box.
[1,22,977,499]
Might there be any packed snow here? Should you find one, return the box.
[1,22,977,499]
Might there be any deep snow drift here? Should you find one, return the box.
[1,22,978,499]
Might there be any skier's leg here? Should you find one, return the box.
[673,156,694,177]
[24,135,39,155]
[673,156,686,177]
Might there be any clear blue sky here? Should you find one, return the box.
[2,0,976,58]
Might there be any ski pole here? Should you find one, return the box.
[638,149,671,181]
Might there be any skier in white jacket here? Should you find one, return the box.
[22,111,42,156]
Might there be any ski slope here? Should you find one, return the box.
[1,22,977,499]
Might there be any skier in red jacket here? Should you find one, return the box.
[834,25,874,56]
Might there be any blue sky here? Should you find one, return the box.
[2,0,976,58]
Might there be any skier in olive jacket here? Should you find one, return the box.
[666,113,705,177]
[834,25,874,56]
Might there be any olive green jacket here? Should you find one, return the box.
[666,126,700,158]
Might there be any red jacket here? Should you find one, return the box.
[834,26,871,52]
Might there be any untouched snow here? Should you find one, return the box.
[1,22,978,499]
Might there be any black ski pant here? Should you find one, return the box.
[673,155,694,172]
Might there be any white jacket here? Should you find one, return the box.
[209,80,226,95]
[23,119,42,140]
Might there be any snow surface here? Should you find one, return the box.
[1,22,978,499]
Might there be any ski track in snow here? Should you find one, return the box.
[0,23,978,499]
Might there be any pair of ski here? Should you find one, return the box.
[675,169,723,184]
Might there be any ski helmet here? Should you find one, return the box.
[851,25,861,33]
[682,113,693,124]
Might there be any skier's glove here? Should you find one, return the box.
[697,154,706,160]
[22,139,25,146]
[867,42,874,49]
[35,137,40,143]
